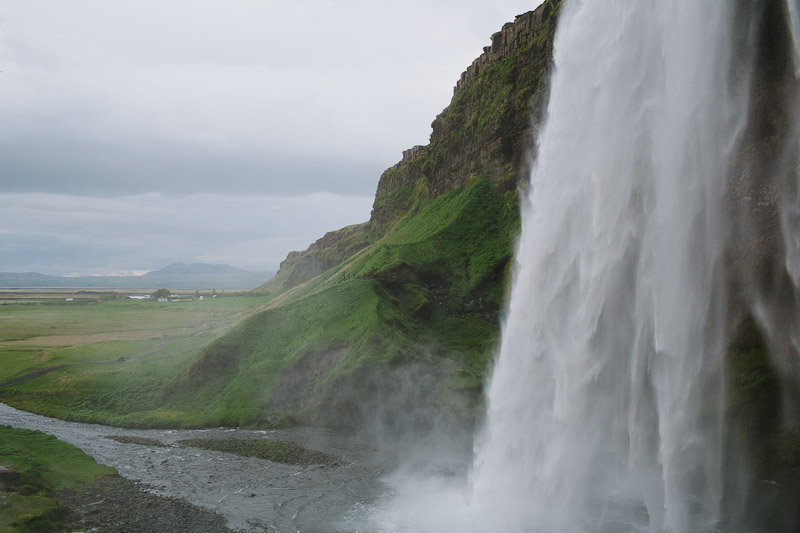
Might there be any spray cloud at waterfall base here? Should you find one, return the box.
[365,0,800,531]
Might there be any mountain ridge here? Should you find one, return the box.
[142,263,253,277]
[0,263,274,290]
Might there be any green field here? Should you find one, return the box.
[0,294,272,427]
[0,425,116,532]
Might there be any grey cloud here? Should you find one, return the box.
[0,0,541,275]
[0,136,381,197]
[0,0,539,198]
[0,192,373,275]
[0,232,109,274]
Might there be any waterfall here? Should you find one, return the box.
[468,0,797,531]
[365,1,799,531]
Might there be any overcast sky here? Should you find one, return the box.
[0,0,542,276]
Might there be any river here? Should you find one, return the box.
[0,402,404,532]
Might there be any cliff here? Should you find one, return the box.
[173,1,564,431]
[256,0,561,292]
[371,0,561,231]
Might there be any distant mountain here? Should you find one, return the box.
[144,263,249,277]
[0,263,275,290]
[0,272,61,283]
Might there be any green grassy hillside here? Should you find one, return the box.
[166,177,519,429]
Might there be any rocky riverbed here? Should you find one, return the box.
[57,475,233,532]
[0,403,397,532]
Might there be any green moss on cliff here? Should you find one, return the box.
[356,177,518,310]
[370,0,561,233]
[167,177,518,428]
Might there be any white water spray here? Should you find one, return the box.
[469,1,753,531]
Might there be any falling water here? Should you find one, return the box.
[787,0,800,76]
[467,0,796,532]
[364,1,799,531]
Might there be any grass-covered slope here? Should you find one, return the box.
[256,222,373,297]
[168,177,519,429]
[0,425,115,532]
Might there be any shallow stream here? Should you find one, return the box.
[0,403,399,532]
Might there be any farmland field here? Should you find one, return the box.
[0,290,272,427]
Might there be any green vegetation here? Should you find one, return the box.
[178,438,341,467]
[355,177,519,309]
[0,295,271,427]
[196,3,564,430]
[725,316,800,491]
[257,222,374,296]
[169,177,519,428]
[370,0,561,230]
[151,288,171,300]
[166,280,396,426]
[0,425,115,532]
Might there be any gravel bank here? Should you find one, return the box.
[58,475,233,532]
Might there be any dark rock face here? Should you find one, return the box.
[371,0,562,232]
[454,3,560,93]
[725,0,800,305]
[721,0,800,526]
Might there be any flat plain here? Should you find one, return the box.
[0,290,271,427]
